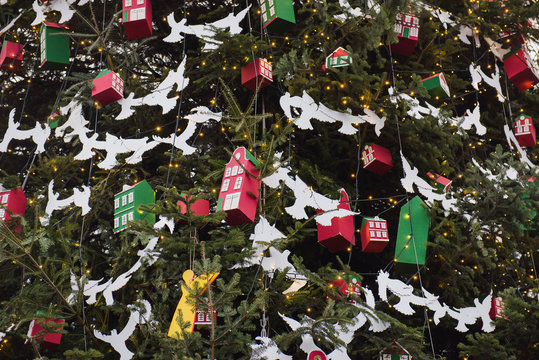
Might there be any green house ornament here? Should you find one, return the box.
[394,196,430,272]
[39,22,70,70]
[324,47,352,70]
[380,341,411,360]
[113,180,155,233]
[420,72,450,101]
[260,0,296,31]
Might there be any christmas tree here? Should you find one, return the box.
[0,1,537,359]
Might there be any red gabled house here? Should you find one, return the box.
[217,147,260,225]
[0,187,27,233]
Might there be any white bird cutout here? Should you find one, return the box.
[41,180,91,226]
[116,58,190,120]
[280,91,386,136]
[232,217,307,294]
[163,6,250,50]
[94,300,152,360]
[0,109,50,154]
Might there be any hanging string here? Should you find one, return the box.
[165,7,188,189]
[387,29,437,357]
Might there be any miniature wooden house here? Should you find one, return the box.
[394,196,430,272]
[329,275,361,300]
[122,0,153,39]
[177,195,210,217]
[241,58,273,92]
[380,341,411,360]
[0,186,27,233]
[92,70,124,106]
[194,309,217,328]
[317,189,355,253]
[390,13,420,56]
[217,147,260,225]
[39,22,70,70]
[28,312,65,350]
[0,41,24,71]
[427,172,452,193]
[113,180,155,233]
[362,143,394,175]
[489,296,506,320]
[514,114,536,147]
[260,0,296,31]
[360,217,389,253]
[503,45,539,92]
[421,72,450,101]
[323,47,352,71]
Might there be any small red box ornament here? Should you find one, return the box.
[489,296,506,320]
[0,41,24,71]
[92,69,124,106]
[317,189,355,253]
[0,186,27,233]
[28,314,65,350]
[426,172,452,193]
[216,147,260,225]
[360,217,389,253]
[514,114,536,147]
[390,13,420,56]
[241,58,272,92]
[503,45,539,92]
[362,143,393,175]
[329,275,361,304]
[122,0,153,39]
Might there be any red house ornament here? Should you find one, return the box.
[514,114,536,147]
[390,13,420,56]
[217,147,260,225]
[0,186,27,233]
[426,172,452,193]
[177,194,210,224]
[317,189,355,253]
[329,275,361,305]
[27,313,65,350]
[122,0,153,39]
[360,217,389,253]
[194,309,217,327]
[489,296,506,320]
[241,58,272,92]
[92,69,124,106]
[503,45,539,92]
[362,143,393,175]
[0,41,24,71]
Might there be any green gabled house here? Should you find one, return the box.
[113,180,155,233]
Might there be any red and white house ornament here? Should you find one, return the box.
[216,147,260,225]
[389,13,419,56]
[0,41,24,71]
[194,309,217,326]
[360,217,389,253]
[122,0,153,39]
[329,275,361,305]
[362,143,393,175]
[514,114,536,147]
[317,189,355,253]
[489,296,506,320]
[27,314,65,350]
[241,58,273,92]
[503,45,539,92]
[426,172,452,193]
[0,186,27,233]
[92,69,124,106]
[322,47,352,71]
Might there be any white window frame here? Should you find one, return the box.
[1,194,8,203]
[114,217,119,228]
[128,212,134,221]
[125,0,132,7]
[225,167,232,177]
[128,192,134,204]
[231,166,238,176]
[233,177,243,190]
[223,192,240,210]
[221,179,230,192]
[114,198,119,209]
[121,214,127,225]
[137,0,144,4]
[122,195,128,206]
